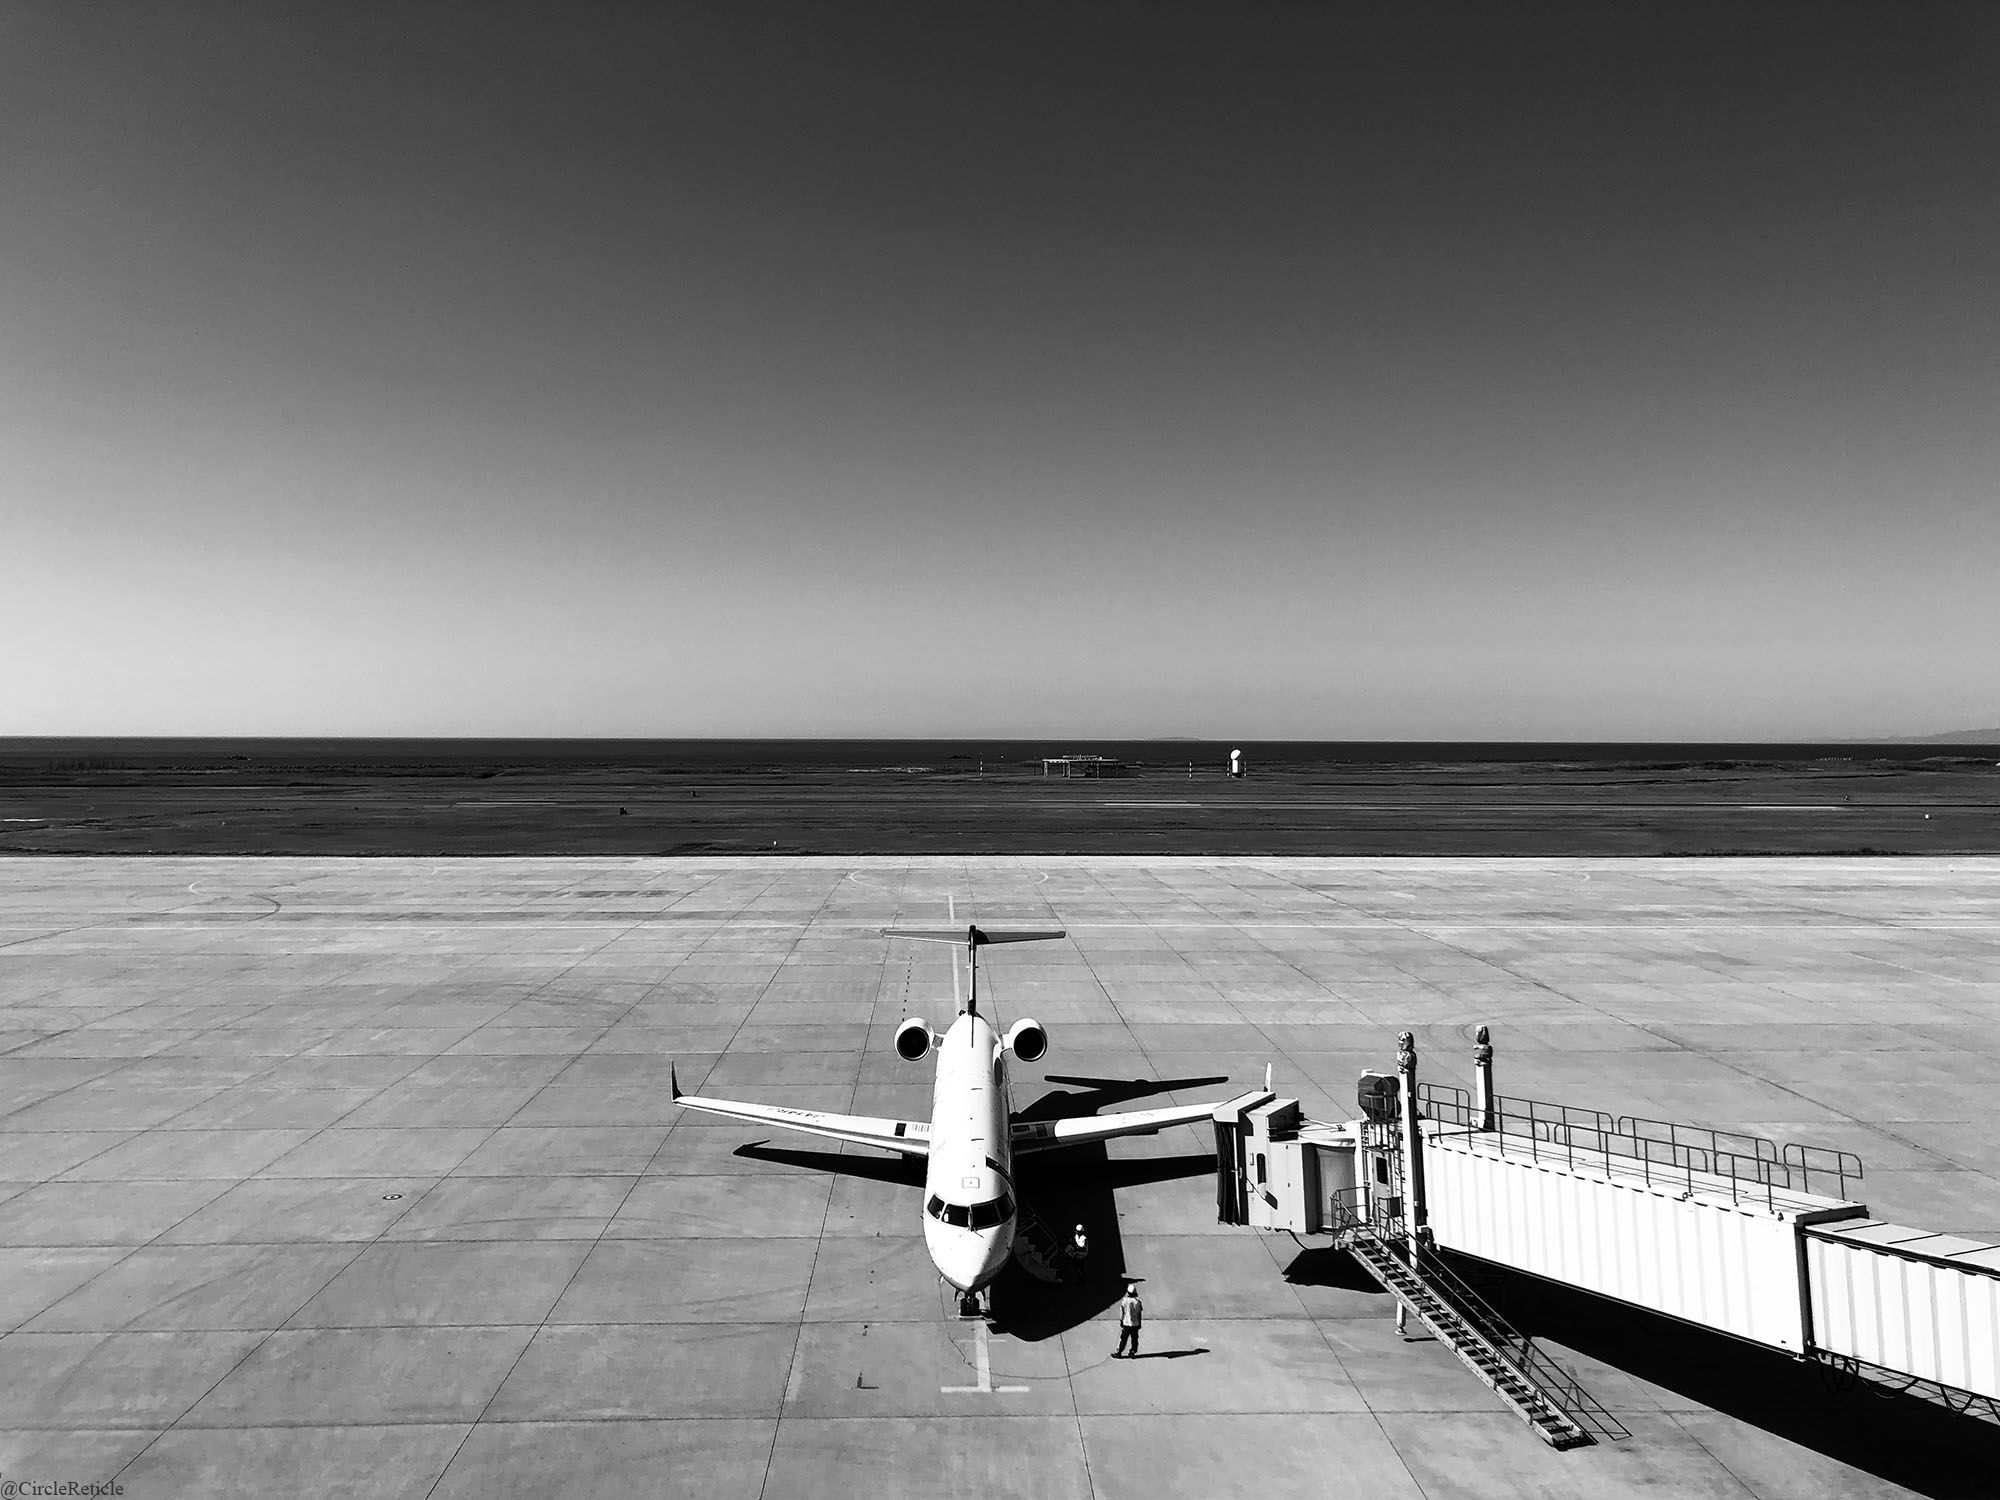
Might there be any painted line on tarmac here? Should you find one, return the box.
[943,1320,1028,1395]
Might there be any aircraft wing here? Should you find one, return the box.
[670,1065,930,1157]
[1009,1100,1219,1155]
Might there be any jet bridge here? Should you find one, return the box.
[1213,1089,1361,1234]
[1805,1219,2000,1407]
[1417,1085,1867,1355]
[1217,1028,2000,1429]
[1215,1041,1626,1449]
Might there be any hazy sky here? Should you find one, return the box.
[5,3,1997,738]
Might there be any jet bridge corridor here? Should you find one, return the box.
[1215,1028,2000,1445]
[1417,1086,1865,1357]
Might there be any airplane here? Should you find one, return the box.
[670,924,1240,1316]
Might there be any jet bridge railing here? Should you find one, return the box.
[1782,1141,1866,1200]
[1417,1084,1864,1210]
[1615,1115,1863,1202]
[1422,1082,1470,1125]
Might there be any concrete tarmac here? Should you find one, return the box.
[2,856,1997,1497]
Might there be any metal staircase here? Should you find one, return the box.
[1331,1193,1627,1450]
[1011,1200,1069,1284]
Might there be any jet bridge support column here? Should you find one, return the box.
[1397,1031,1429,1239]
[1473,1025,1495,1133]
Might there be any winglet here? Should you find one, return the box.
[1264,1062,1273,1092]
[670,1063,682,1102]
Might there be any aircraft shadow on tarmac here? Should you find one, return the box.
[732,1141,927,1187]
[1283,1246,2000,1500]
[993,1074,1227,1343]
[734,1074,1229,1343]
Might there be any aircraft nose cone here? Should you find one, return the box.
[926,1222,1010,1293]
[972,1228,1012,1287]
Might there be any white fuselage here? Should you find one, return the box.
[921,1011,1016,1293]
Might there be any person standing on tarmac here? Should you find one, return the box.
[1070,1224,1089,1281]
[1113,1282,1143,1358]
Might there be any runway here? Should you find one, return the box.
[2,856,1997,1497]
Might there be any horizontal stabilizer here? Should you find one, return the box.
[883,925,1066,946]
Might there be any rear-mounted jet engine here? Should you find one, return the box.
[1004,1018,1048,1063]
[895,1017,937,1061]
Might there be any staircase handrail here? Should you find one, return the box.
[1327,1189,1628,1445]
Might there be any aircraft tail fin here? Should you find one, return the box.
[885,926,1067,1018]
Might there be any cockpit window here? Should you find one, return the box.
[966,1193,1016,1230]
[928,1192,1016,1230]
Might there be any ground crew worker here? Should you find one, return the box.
[1114,1282,1143,1358]
[1395,1300,1410,1337]
[1070,1224,1089,1280]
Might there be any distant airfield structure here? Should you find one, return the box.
[1041,755,1123,778]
